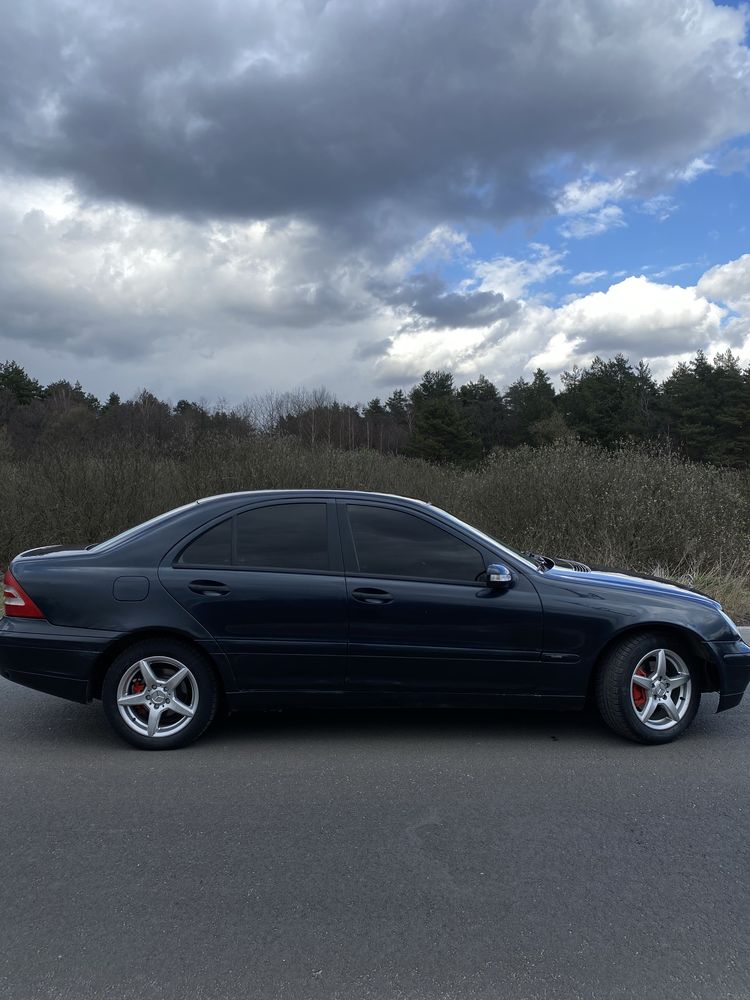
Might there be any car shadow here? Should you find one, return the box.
[200,702,619,750]
[0,677,725,752]
[206,692,726,749]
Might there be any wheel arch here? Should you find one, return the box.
[585,621,719,705]
[88,627,232,701]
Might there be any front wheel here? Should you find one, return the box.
[102,640,218,750]
[596,632,701,744]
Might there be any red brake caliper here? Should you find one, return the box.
[632,668,648,709]
[131,676,147,716]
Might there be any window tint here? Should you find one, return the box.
[235,503,329,571]
[347,505,484,582]
[178,518,232,566]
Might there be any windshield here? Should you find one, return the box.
[88,501,198,552]
[433,507,539,570]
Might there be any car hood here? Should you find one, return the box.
[544,563,721,611]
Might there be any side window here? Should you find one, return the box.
[235,503,329,571]
[347,505,484,582]
[177,518,232,566]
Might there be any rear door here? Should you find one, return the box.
[158,499,348,691]
[339,500,544,693]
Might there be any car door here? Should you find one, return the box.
[339,500,544,693]
[158,499,348,691]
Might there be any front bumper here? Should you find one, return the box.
[0,617,119,704]
[703,638,750,712]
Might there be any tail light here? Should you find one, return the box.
[3,570,45,619]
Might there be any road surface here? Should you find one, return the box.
[1,660,749,1000]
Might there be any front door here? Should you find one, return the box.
[339,501,544,693]
[159,499,348,691]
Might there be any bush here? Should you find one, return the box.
[3,435,749,619]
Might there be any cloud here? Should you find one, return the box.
[697,254,750,313]
[638,194,678,221]
[555,175,635,215]
[697,254,750,348]
[371,265,733,390]
[0,189,374,355]
[528,276,724,366]
[0,179,403,400]
[473,244,566,299]
[2,178,746,404]
[1,0,749,231]
[379,273,519,330]
[2,177,749,403]
[1,1,750,401]
[651,262,695,279]
[570,270,608,287]
[717,145,750,175]
[673,157,713,182]
[559,204,626,239]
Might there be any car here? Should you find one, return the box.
[1,489,749,750]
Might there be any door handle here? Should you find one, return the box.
[188,580,230,596]
[351,587,393,605]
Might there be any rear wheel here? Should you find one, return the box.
[596,631,701,744]
[102,639,218,750]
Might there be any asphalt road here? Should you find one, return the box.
[1,669,749,1000]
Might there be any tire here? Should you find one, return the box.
[102,639,218,750]
[595,631,701,744]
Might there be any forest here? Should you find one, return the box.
[1,351,749,620]
[1,349,750,467]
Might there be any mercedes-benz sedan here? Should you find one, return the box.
[1,490,748,749]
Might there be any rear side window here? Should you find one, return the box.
[177,518,232,566]
[177,503,330,571]
[347,504,484,582]
[236,503,329,571]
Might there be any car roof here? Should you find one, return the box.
[196,489,431,506]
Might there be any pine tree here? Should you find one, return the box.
[502,369,558,445]
[0,361,43,405]
[457,375,505,452]
[408,370,482,463]
[560,354,658,446]
[662,351,718,462]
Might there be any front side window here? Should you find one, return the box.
[347,504,484,582]
[235,503,329,571]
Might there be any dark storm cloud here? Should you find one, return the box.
[378,272,519,329]
[354,337,394,361]
[1,0,749,227]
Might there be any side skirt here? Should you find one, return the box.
[224,690,586,712]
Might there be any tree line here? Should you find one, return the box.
[1,349,748,466]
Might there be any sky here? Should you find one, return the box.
[1,0,749,405]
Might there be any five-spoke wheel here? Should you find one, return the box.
[103,640,217,749]
[629,648,692,730]
[596,631,700,743]
[116,656,199,739]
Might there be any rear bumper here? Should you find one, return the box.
[703,638,750,712]
[0,617,118,704]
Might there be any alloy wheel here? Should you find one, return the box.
[116,656,199,739]
[629,648,692,731]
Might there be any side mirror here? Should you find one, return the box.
[486,563,513,590]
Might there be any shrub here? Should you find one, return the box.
[2,435,749,619]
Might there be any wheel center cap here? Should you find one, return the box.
[151,688,167,706]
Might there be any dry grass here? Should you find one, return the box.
[2,435,749,620]
[650,564,750,624]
